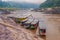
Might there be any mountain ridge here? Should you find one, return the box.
[0,1,39,9]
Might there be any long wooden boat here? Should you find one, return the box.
[7,13,32,21]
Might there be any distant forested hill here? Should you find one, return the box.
[39,0,60,8]
[0,1,39,9]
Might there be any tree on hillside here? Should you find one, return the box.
[40,0,60,8]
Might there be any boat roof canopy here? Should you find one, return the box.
[7,13,32,18]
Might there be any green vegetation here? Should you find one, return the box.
[40,0,60,8]
[0,1,20,10]
[0,1,39,10]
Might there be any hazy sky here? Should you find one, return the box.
[2,0,46,4]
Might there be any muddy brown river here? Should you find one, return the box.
[0,10,60,40]
[9,10,60,40]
